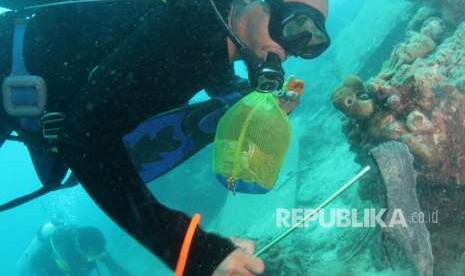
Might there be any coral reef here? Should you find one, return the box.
[407,7,437,31]
[332,18,465,184]
[376,16,445,74]
[408,0,465,25]
[331,9,465,276]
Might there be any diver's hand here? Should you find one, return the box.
[277,75,304,114]
[212,239,265,276]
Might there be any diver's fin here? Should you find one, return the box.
[124,93,242,184]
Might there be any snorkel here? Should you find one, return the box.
[209,0,285,93]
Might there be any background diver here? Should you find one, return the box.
[17,221,132,276]
[0,0,330,275]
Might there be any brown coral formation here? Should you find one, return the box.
[332,17,465,185]
[409,0,465,25]
[331,75,374,118]
[382,16,445,73]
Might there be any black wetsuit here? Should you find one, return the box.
[0,0,237,274]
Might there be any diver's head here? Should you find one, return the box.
[74,227,106,262]
[228,0,330,61]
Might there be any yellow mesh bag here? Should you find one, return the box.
[213,92,291,193]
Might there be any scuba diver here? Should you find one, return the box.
[17,222,131,276]
[0,0,330,275]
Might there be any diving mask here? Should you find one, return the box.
[268,1,330,59]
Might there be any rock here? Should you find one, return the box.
[371,142,434,276]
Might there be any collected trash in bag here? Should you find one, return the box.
[213,92,291,194]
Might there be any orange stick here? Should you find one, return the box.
[174,213,202,276]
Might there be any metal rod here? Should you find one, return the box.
[255,165,371,257]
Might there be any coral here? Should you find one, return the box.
[400,134,438,166]
[331,75,374,118]
[420,17,446,42]
[386,31,436,69]
[333,18,465,182]
[331,5,465,276]
[386,94,407,114]
[368,112,405,141]
[376,13,445,74]
[405,110,434,134]
[407,7,437,31]
[344,75,365,91]
[437,0,465,24]
[407,0,465,25]
[367,78,397,100]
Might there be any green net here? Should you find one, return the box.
[213,92,291,192]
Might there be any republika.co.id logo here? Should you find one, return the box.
[275,208,439,229]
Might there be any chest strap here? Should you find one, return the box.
[2,17,47,131]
